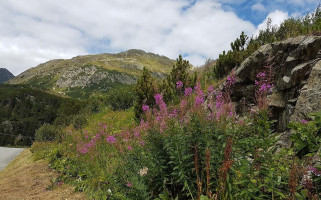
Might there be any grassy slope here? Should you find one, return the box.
[0,149,86,200]
[8,49,175,98]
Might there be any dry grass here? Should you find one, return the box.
[0,149,86,200]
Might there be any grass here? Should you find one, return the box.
[0,149,86,200]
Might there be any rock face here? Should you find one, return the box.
[234,36,321,132]
[0,68,14,83]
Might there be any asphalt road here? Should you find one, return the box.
[0,147,25,171]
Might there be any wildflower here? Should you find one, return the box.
[195,96,204,106]
[194,82,204,106]
[207,85,215,96]
[85,135,88,139]
[103,124,107,128]
[134,131,141,137]
[184,87,193,96]
[176,81,183,89]
[300,119,308,124]
[106,135,116,144]
[127,145,132,151]
[306,166,321,176]
[154,93,163,104]
[57,181,64,187]
[83,130,87,134]
[139,167,149,176]
[126,182,132,187]
[226,73,236,86]
[142,104,150,112]
[140,141,145,146]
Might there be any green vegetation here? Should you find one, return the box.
[8,49,174,99]
[7,6,321,199]
[214,6,321,79]
[30,53,321,199]
[0,84,84,146]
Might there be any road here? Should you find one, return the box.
[0,147,25,171]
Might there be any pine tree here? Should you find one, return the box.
[134,67,156,120]
[162,55,193,103]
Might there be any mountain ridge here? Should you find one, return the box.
[8,49,175,98]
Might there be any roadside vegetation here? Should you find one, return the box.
[9,5,321,199]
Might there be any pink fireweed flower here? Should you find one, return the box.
[142,104,150,112]
[169,109,178,117]
[134,131,141,137]
[207,85,215,96]
[57,181,64,187]
[127,145,132,150]
[154,93,163,104]
[226,74,236,86]
[106,135,116,144]
[184,87,193,96]
[300,119,308,124]
[78,146,89,154]
[194,82,204,106]
[126,182,132,187]
[84,135,88,139]
[257,72,266,78]
[306,166,321,176]
[195,96,204,106]
[176,81,183,89]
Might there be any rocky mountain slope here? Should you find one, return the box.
[0,68,14,83]
[233,35,321,140]
[8,49,174,98]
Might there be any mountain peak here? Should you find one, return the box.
[0,68,15,83]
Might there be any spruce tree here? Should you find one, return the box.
[134,67,156,120]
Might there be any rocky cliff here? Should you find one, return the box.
[233,35,321,134]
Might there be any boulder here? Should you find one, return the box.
[233,35,321,132]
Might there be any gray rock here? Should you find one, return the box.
[233,36,321,133]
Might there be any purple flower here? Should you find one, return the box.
[142,104,150,112]
[306,166,321,176]
[257,72,266,78]
[195,96,204,106]
[127,145,132,150]
[176,81,183,89]
[85,135,88,139]
[300,119,308,124]
[106,135,116,144]
[226,74,236,85]
[184,87,193,96]
[154,93,163,104]
[134,131,141,137]
[126,182,132,187]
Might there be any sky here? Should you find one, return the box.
[0,0,319,75]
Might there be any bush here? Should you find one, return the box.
[72,114,88,130]
[35,124,61,142]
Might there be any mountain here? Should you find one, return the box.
[0,68,14,83]
[8,49,174,98]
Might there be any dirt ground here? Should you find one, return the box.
[0,149,86,200]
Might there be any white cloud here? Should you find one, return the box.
[254,10,289,36]
[251,3,267,13]
[0,0,257,75]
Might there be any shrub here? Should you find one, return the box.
[72,114,88,130]
[35,124,61,142]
